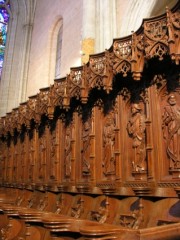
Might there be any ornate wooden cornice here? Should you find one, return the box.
[0,2,179,136]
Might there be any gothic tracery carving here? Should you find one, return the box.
[112,40,132,76]
[144,19,168,60]
[47,79,65,117]
[37,88,49,116]
[0,4,179,134]
[27,95,40,124]
[88,54,105,90]
[69,68,82,99]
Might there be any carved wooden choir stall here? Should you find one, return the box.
[0,2,179,240]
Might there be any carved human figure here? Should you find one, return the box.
[55,194,64,214]
[29,140,35,180]
[119,207,144,229]
[162,94,180,169]
[91,198,109,224]
[81,120,91,175]
[39,136,46,179]
[64,127,72,177]
[16,192,24,206]
[71,197,84,218]
[37,195,48,211]
[131,208,144,229]
[20,143,26,182]
[127,103,146,172]
[50,131,57,180]
[13,148,18,181]
[7,149,12,181]
[0,149,2,179]
[27,193,36,208]
[102,116,115,175]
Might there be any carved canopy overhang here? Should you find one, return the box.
[0,2,179,136]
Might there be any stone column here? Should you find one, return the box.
[19,23,34,103]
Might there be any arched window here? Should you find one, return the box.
[0,0,10,78]
[55,24,63,79]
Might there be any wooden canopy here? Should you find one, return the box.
[0,2,179,240]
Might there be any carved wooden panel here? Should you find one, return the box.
[0,0,179,197]
[0,3,180,240]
